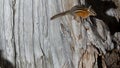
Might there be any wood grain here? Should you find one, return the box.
[0,0,119,68]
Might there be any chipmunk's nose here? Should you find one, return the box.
[89,9,97,16]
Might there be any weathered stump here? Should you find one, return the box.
[0,0,120,68]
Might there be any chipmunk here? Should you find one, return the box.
[51,5,96,21]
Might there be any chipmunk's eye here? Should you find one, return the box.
[90,9,97,16]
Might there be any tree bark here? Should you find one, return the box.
[0,0,120,68]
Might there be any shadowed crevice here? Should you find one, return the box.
[85,0,120,35]
[0,50,15,68]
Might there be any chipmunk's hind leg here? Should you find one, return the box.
[80,17,84,23]
[73,16,81,23]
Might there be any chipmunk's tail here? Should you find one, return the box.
[51,10,70,20]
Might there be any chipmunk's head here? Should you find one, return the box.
[88,6,97,16]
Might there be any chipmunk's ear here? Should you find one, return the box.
[88,6,92,11]
[88,5,97,16]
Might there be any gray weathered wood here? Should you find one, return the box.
[0,0,120,68]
